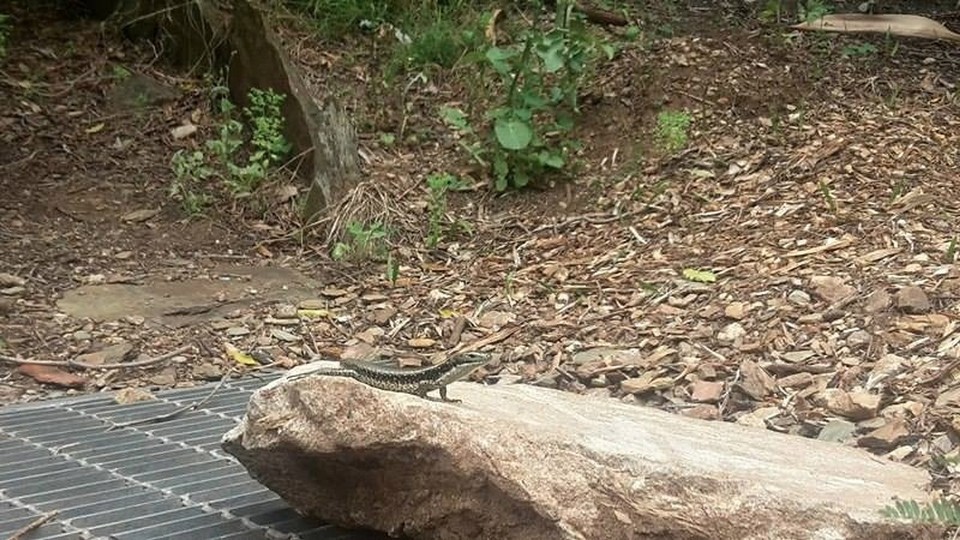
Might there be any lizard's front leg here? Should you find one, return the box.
[438,386,461,403]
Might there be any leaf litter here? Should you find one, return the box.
[2,0,960,507]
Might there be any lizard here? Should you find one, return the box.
[286,351,491,403]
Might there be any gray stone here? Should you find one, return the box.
[192,362,223,381]
[0,272,26,287]
[820,389,880,420]
[56,265,320,326]
[147,367,177,387]
[271,329,300,342]
[818,419,858,443]
[570,347,644,366]
[864,289,891,314]
[896,286,932,314]
[809,276,856,303]
[717,322,745,342]
[106,73,180,112]
[223,377,938,540]
[787,289,811,306]
[226,326,251,337]
[76,342,135,366]
[846,330,872,350]
[275,303,298,318]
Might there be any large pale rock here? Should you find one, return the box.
[223,377,939,540]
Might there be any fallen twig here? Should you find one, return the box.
[448,326,521,357]
[0,354,70,367]
[6,511,58,540]
[0,345,192,370]
[71,345,193,370]
[107,367,237,431]
[917,357,960,387]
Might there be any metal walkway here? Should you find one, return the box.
[0,374,389,540]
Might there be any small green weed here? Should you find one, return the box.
[0,13,9,59]
[760,1,831,23]
[759,0,787,23]
[385,252,400,284]
[799,0,831,23]
[655,110,691,153]
[111,65,131,80]
[396,17,482,71]
[378,132,396,146]
[945,238,957,263]
[424,172,468,248]
[885,82,901,109]
[332,221,389,262]
[841,42,877,57]
[206,119,244,164]
[883,32,900,57]
[818,179,836,213]
[167,86,291,214]
[133,92,150,110]
[285,0,395,37]
[881,498,960,526]
[169,150,214,215]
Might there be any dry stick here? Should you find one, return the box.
[6,511,58,540]
[107,367,239,432]
[917,357,960,387]
[445,316,467,349]
[448,326,521,357]
[0,354,70,367]
[72,345,193,370]
[0,345,192,370]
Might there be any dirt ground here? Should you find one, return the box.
[3,0,960,503]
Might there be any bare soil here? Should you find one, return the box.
[3,0,960,505]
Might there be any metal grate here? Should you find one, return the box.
[0,374,390,540]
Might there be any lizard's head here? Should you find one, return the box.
[438,351,492,385]
[452,351,492,368]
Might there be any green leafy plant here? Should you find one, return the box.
[759,0,787,23]
[169,150,214,215]
[655,109,691,153]
[233,87,291,193]
[881,498,960,525]
[332,221,389,262]
[800,0,831,23]
[841,42,877,57]
[206,119,244,164]
[442,3,613,191]
[167,86,291,213]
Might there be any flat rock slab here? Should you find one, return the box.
[223,375,940,540]
[57,265,318,326]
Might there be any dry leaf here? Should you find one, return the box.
[408,337,437,348]
[224,343,258,366]
[18,364,87,388]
